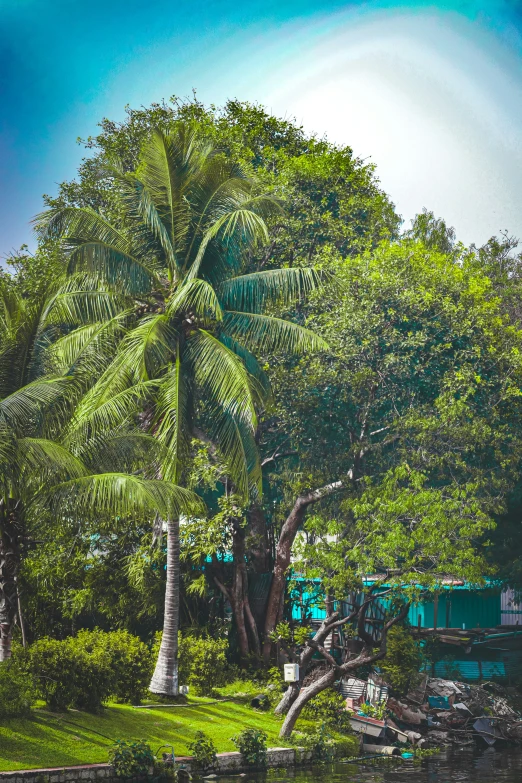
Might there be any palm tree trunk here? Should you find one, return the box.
[150,517,180,696]
[0,502,19,662]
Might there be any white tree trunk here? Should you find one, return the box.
[150,518,180,696]
[0,623,12,662]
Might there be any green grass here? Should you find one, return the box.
[0,697,294,772]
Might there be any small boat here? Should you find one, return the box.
[348,714,386,738]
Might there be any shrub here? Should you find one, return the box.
[28,629,151,711]
[77,629,153,704]
[358,701,386,720]
[0,657,35,718]
[299,725,335,762]
[109,740,155,777]
[187,731,217,771]
[302,688,352,731]
[153,632,232,697]
[231,728,267,767]
[187,636,230,696]
[28,637,86,711]
[378,625,424,697]
[67,634,113,712]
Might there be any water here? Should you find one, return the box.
[218,748,522,782]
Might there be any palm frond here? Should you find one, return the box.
[206,406,262,499]
[186,208,270,282]
[219,334,272,403]
[138,129,208,263]
[154,355,193,484]
[33,207,161,292]
[118,314,177,381]
[67,380,158,441]
[184,329,257,427]
[218,268,323,313]
[223,311,329,354]
[44,473,204,522]
[40,275,127,329]
[0,377,73,432]
[69,242,160,295]
[47,312,130,374]
[75,429,163,475]
[16,437,87,483]
[166,279,223,324]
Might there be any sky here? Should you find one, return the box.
[1,0,522,258]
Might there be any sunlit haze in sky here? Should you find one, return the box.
[1,0,522,257]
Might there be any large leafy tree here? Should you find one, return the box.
[36,122,327,693]
[0,282,200,661]
[36,98,400,664]
[256,237,522,661]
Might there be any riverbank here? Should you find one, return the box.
[0,698,356,772]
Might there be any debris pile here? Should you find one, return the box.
[342,674,522,750]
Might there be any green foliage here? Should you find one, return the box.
[28,629,154,711]
[378,626,424,697]
[297,725,335,762]
[301,689,352,732]
[274,239,522,608]
[230,727,268,767]
[28,635,112,712]
[21,528,167,641]
[74,629,154,704]
[0,657,35,718]
[187,731,218,771]
[108,740,154,777]
[358,701,387,720]
[180,635,231,696]
[153,632,232,696]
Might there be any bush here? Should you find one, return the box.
[153,633,232,697]
[187,731,217,771]
[302,688,352,732]
[0,657,35,718]
[28,629,153,711]
[109,740,155,777]
[67,634,114,712]
[378,625,424,697]
[299,725,335,762]
[77,629,153,704]
[231,728,267,767]
[28,637,90,712]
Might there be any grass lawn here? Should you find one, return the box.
[0,695,309,772]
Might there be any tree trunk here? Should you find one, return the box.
[277,602,411,738]
[280,667,338,737]
[150,518,180,696]
[274,682,300,715]
[0,504,20,662]
[212,521,261,663]
[246,504,270,573]
[262,481,345,663]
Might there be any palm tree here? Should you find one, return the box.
[35,123,327,693]
[0,282,201,660]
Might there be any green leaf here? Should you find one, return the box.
[167,279,223,323]
[223,311,329,354]
[218,268,323,313]
[154,355,193,484]
[185,329,257,427]
[16,437,87,482]
[0,377,73,432]
[45,473,204,522]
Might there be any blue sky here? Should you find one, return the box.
[1,0,522,257]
